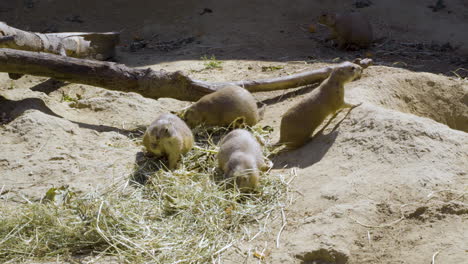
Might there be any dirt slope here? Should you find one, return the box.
[1,0,467,263]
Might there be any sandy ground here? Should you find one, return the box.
[1,0,467,263]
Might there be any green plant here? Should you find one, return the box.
[61,92,78,103]
[201,55,223,70]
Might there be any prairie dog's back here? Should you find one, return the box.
[218,129,263,169]
[184,86,260,127]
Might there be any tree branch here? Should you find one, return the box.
[0,48,368,101]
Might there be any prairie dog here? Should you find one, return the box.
[318,12,373,49]
[217,129,269,192]
[184,85,261,128]
[143,113,194,169]
[278,62,362,149]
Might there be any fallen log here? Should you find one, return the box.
[1,21,120,81]
[0,21,119,60]
[0,48,213,101]
[0,48,369,102]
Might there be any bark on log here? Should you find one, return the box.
[0,21,119,60]
[0,48,213,101]
[0,48,366,102]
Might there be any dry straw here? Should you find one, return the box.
[0,125,293,263]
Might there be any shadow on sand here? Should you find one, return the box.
[0,95,143,136]
[272,130,339,169]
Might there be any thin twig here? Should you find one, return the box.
[287,168,298,185]
[450,68,468,79]
[431,250,440,264]
[25,135,51,157]
[213,241,235,256]
[276,208,287,248]
[350,204,407,228]
[19,193,32,204]
[350,215,405,228]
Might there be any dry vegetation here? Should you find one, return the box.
[0,125,294,263]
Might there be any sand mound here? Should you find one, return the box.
[348,67,468,132]
[0,109,138,200]
[267,103,467,263]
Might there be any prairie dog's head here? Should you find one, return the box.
[233,169,260,192]
[183,105,204,128]
[318,12,337,26]
[225,154,259,192]
[143,121,176,156]
[331,62,363,83]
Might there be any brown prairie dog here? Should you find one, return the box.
[278,62,362,149]
[143,113,194,169]
[318,12,373,50]
[217,129,269,192]
[184,85,261,128]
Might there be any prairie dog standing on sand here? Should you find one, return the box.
[278,62,362,149]
[184,85,261,128]
[217,129,269,192]
[318,12,373,50]
[143,113,194,169]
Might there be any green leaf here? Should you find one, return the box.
[43,185,74,206]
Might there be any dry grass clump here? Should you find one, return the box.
[0,126,293,263]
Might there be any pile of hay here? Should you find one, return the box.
[0,126,294,263]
